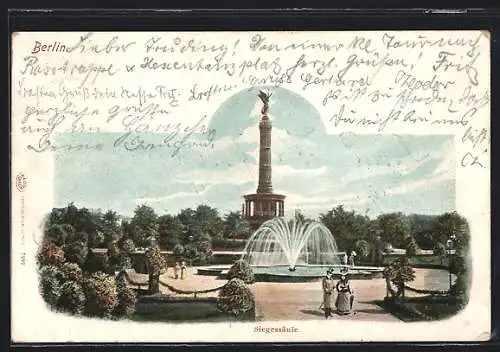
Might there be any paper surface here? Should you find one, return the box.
[11,31,491,342]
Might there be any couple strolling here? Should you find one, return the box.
[322,267,355,318]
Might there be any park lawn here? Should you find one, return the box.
[379,295,465,322]
[131,295,256,322]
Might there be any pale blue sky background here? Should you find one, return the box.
[54,86,455,219]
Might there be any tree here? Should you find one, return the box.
[374,213,410,248]
[177,208,202,239]
[353,240,370,261]
[68,231,89,245]
[195,204,224,238]
[407,214,440,249]
[435,212,470,254]
[44,224,75,247]
[131,205,159,247]
[101,210,121,247]
[157,214,185,249]
[223,211,252,239]
[383,256,416,301]
[145,246,166,294]
[319,205,371,250]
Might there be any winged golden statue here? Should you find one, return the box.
[258,90,272,115]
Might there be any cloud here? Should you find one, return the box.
[384,138,455,197]
[135,189,208,205]
[431,138,455,178]
[384,173,452,196]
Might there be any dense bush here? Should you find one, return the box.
[88,231,105,248]
[227,260,254,284]
[57,281,86,315]
[37,244,65,267]
[146,246,167,294]
[217,278,255,317]
[353,240,370,260]
[44,224,74,247]
[68,231,89,245]
[173,243,185,259]
[433,243,446,256]
[383,256,416,300]
[84,251,110,274]
[110,253,132,273]
[211,238,246,250]
[119,238,136,254]
[39,265,63,306]
[83,271,119,317]
[61,262,83,283]
[183,244,199,264]
[63,241,89,267]
[405,237,419,257]
[115,287,137,317]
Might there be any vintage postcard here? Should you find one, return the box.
[11,30,491,342]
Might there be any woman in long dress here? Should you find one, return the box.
[335,271,354,315]
[173,262,181,279]
[322,269,335,318]
[180,261,187,279]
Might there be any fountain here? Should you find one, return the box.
[241,217,341,269]
[197,217,385,282]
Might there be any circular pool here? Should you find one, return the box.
[197,264,385,282]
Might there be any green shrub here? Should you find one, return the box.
[44,224,74,247]
[83,271,118,317]
[227,260,255,284]
[83,251,110,274]
[39,265,63,307]
[405,237,419,257]
[89,231,105,248]
[119,238,136,254]
[114,286,137,317]
[68,231,89,245]
[217,278,255,317]
[61,262,83,283]
[353,240,370,260]
[146,246,166,276]
[63,241,89,267]
[433,243,446,256]
[107,242,120,258]
[37,244,65,267]
[111,253,132,273]
[383,256,416,300]
[146,246,166,294]
[173,244,185,260]
[57,281,86,315]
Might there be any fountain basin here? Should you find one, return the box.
[197,264,384,282]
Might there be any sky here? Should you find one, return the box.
[54,86,455,220]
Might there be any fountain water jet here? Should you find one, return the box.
[241,217,341,269]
